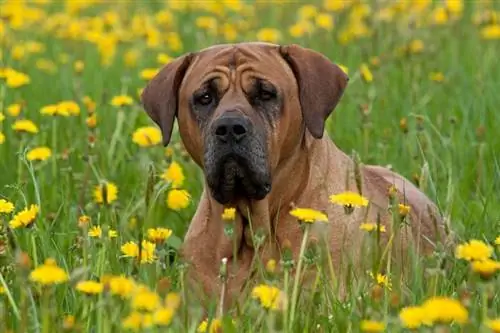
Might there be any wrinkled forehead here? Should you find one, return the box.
[181,43,296,92]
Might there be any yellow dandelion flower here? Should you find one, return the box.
[40,105,58,116]
[0,112,4,122]
[316,13,334,30]
[360,223,386,233]
[432,6,449,25]
[197,319,208,333]
[298,4,318,20]
[153,307,174,326]
[166,189,190,211]
[29,258,69,286]
[256,28,281,43]
[9,204,39,229]
[124,49,140,68]
[195,16,218,34]
[471,259,500,279]
[265,259,277,273]
[222,207,236,221]
[78,215,90,228]
[120,240,157,264]
[421,296,468,325]
[161,161,185,188]
[0,132,4,144]
[108,229,118,238]
[399,306,429,329]
[122,311,153,330]
[157,53,173,65]
[329,191,369,208]
[429,72,445,82]
[481,25,500,40]
[408,39,424,54]
[7,103,22,117]
[86,114,97,128]
[88,226,102,238]
[251,284,286,311]
[147,227,173,243]
[455,239,493,262]
[26,147,52,162]
[74,60,84,73]
[140,68,160,80]
[62,315,75,330]
[485,318,500,332]
[109,275,136,299]
[165,292,181,310]
[131,288,161,311]
[12,119,39,134]
[110,95,134,107]
[6,71,31,88]
[132,126,162,147]
[360,64,373,83]
[398,204,411,217]
[57,101,80,116]
[360,320,385,332]
[495,236,500,246]
[369,271,392,290]
[93,182,118,205]
[197,318,223,333]
[289,207,328,223]
[76,280,104,295]
[0,199,14,214]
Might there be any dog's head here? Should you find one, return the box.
[141,42,348,205]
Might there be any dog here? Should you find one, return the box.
[141,42,450,309]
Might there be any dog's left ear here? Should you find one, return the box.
[141,53,194,146]
[279,44,349,139]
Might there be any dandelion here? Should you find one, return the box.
[29,258,69,285]
[360,64,373,83]
[251,284,286,311]
[256,28,281,43]
[140,68,160,80]
[161,161,185,187]
[121,240,157,264]
[421,296,468,325]
[26,147,52,162]
[222,207,236,221]
[157,53,173,65]
[360,223,386,233]
[88,226,102,238]
[360,320,385,332]
[86,114,97,128]
[147,227,173,243]
[0,132,4,144]
[265,259,277,273]
[481,25,500,40]
[165,292,181,310]
[93,182,118,205]
[74,60,84,73]
[62,315,75,330]
[7,103,22,117]
[9,204,39,229]
[470,259,500,279]
[316,13,333,30]
[289,207,328,223]
[131,288,161,311]
[429,72,445,82]
[197,318,222,333]
[78,215,90,228]
[12,119,39,134]
[76,280,104,295]
[369,271,392,290]
[132,126,162,147]
[330,191,369,214]
[108,229,118,238]
[0,199,14,214]
[5,71,31,88]
[122,311,153,330]
[166,189,190,211]
[398,204,411,217]
[399,306,429,329]
[0,112,4,122]
[110,95,134,107]
[109,275,136,298]
[153,307,174,326]
[486,318,500,333]
[455,239,493,262]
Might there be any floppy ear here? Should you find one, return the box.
[141,53,194,146]
[279,44,349,139]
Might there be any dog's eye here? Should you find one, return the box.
[256,81,277,102]
[196,92,213,106]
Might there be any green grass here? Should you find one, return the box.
[0,0,499,332]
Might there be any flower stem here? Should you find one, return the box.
[283,267,290,333]
[41,289,50,333]
[289,224,310,329]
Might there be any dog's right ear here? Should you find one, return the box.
[141,53,194,146]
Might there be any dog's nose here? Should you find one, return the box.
[214,114,250,143]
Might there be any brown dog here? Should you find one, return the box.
[141,42,450,309]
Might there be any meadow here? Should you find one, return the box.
[1,0,500,332]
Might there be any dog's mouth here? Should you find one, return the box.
[206,155,271,205]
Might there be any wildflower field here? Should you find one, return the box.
[1,0,500,332]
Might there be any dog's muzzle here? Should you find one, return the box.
[204,112,271,204]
